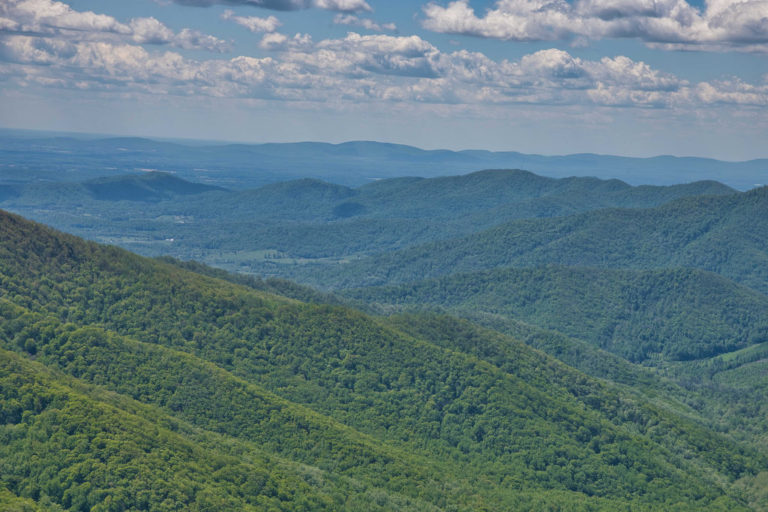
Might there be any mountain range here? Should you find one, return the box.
[1,209,767,510]
[3,131,768,510]
[2,129,766,189]
[0,168,742,278]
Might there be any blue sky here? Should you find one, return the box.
[0,0,766,159]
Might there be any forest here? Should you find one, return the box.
[1,209,767,510]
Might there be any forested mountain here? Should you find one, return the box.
[2,210,766,510]
[350,171,733,220]
[346,266,768,362]
[345,263,768,454]
[215,170,731,223]
[0,169,736,275]
[303,187,768,293]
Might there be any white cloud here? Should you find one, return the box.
[694,78,768,105]
[3,0,130,34]
[333,14,397,32]
[314,0,372,11]
[174,28,231,51]
[1,27,766,110]
[222,10,282,32]
[129,17,175,45]
[422,0,768,52]
[0,0,230,52]
[172,0,371,13]
[307,33,442,77]
[0,17,21,31]
[258,32,290,49]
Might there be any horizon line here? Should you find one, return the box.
[2,126,766,164]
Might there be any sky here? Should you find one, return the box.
[0,0,766,159]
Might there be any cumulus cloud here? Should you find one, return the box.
[2,0,129,35]
[314,0,372,11]
[258,32,290,49]
[172,0,371,12]
[307,33,442,77]
[0,0,230,52]
[333,14,397,32]
[1,25,766,109]
[422,0,768,51]
[222,10,282,32]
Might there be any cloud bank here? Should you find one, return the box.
[0,0,765,152]
[2,27,766,109]
[422,0,768,52]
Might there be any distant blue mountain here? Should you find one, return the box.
[0,129,765,190]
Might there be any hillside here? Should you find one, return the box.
[304,187,768,293]
[346,266,768,362]
[1,210,765,510]
[0,349,416,512]
[0,302,458,511]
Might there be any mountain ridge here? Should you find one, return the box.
[298,187,768,293]
[2,130,766,189]
[0,169,740,277]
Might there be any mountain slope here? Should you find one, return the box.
[0,349,420,512]
[161,169,735,224]
[6,172,222,208]
[0,301,461,511]
[346,266,768,362]
[305,187,768,293]
[0,209,765,510]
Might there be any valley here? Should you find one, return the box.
[1,132,768,510]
